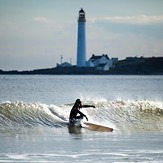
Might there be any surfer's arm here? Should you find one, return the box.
[82,105,95,108]
[78,110,88,121]
[78,110,86,116]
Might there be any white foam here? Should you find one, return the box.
[7,154,28,160]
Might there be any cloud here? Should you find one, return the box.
[33,17,51,24]
[89,15,163,25]
[87,15,163,39]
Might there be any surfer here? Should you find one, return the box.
[69,99,95,124]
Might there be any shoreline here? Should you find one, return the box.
[1,57,163,75]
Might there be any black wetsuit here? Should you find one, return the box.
[69,104,94,123]
[69,107,85,121]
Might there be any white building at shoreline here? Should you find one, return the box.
[87,54,118,71]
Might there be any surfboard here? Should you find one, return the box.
[83,122,113,132]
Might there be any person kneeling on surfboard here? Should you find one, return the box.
[69,99,95,124]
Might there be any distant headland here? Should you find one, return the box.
[1,9,162,75]
[1,56,163,75]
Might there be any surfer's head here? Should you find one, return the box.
[75,99,82,107]
[76,99,81,103]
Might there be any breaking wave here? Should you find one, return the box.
[0,100,163,133]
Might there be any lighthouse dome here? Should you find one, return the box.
[79,8,85,13]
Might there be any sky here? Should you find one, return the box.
[0,0,163,70]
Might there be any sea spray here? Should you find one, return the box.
[0,100,163,132]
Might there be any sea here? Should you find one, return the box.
[0,75,163,163]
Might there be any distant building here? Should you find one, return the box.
[56,62,72,67]
[87,54,118,71]
[56,9,119,71]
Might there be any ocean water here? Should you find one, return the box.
[0,75,163,162]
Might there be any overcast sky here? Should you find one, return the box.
[0,0,163,70]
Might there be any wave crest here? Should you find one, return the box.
[0,101,66,128]
[0,100,163,132]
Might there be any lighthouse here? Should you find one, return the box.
[77,8,86,67]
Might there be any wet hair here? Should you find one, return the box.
[76,99,81,104]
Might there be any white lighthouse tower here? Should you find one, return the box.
[77,8,86,67]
